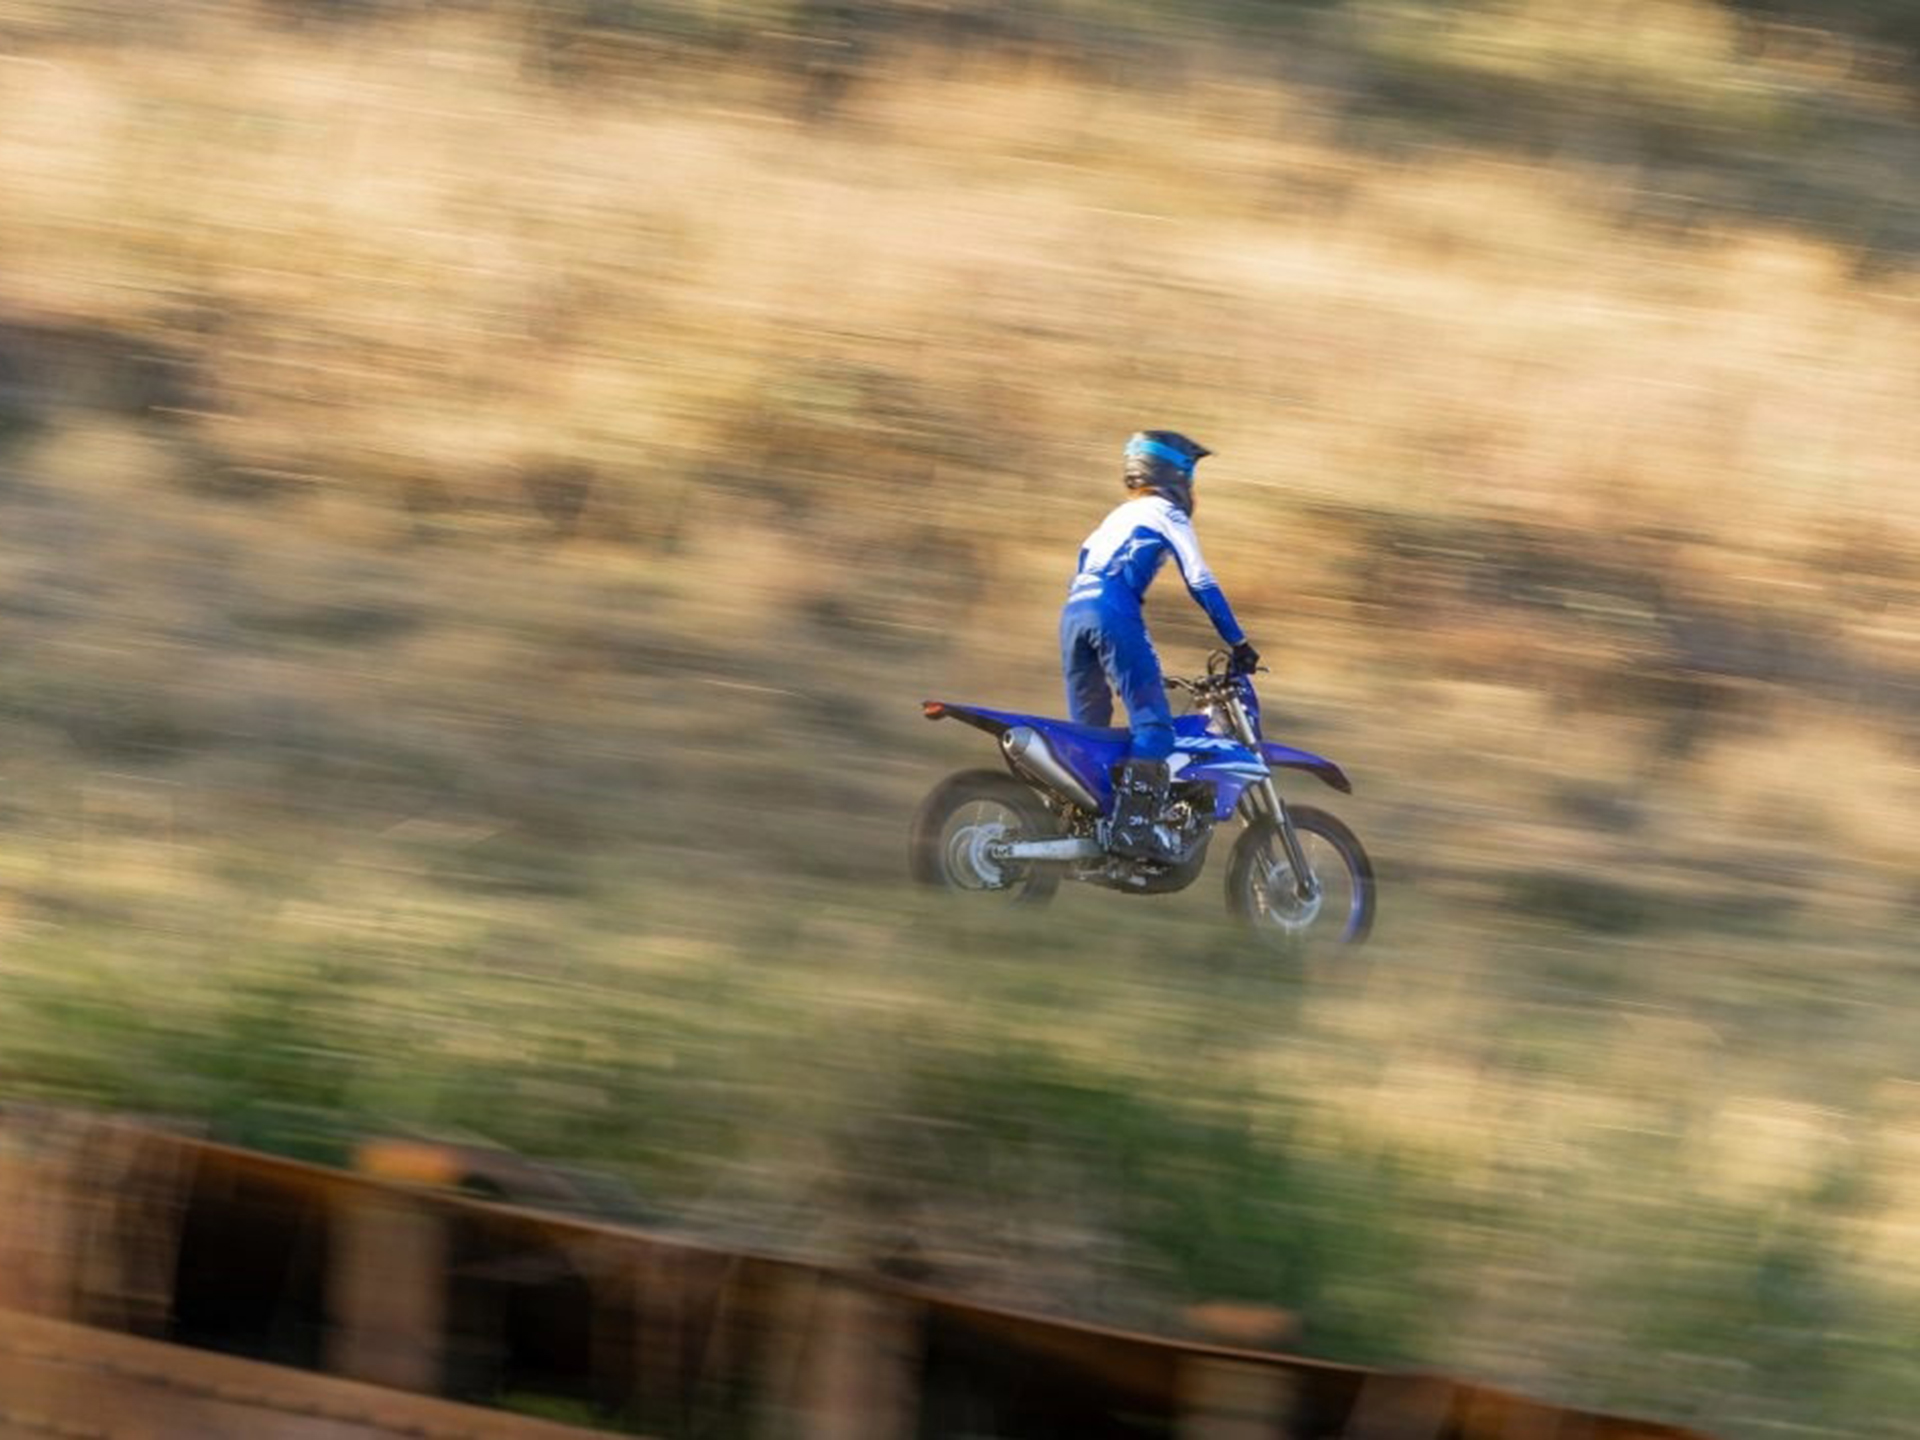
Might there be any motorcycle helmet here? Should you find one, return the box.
[1123,430,1210,516]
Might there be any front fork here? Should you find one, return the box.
[1241,780,1321,904]
[1223,697,1320,905]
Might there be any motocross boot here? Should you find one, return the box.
[1105,758,1175,863]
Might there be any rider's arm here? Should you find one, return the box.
[1160,508,1246,646]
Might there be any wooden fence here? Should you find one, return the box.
[0,1106,1718,1439]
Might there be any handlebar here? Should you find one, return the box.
[1167,653,1268,741]
[1166,663,1264,702]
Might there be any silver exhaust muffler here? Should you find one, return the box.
[1001,725,1101,813]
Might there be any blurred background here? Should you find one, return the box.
[0,0,1916,1433]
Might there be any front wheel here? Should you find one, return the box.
[909,769,1061,906]
[1226,805,1375,949]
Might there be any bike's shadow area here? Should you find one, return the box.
[890,880,1381,1043]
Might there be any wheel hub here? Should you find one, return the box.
[947,819,1015,890]
[1258,860,1324,932]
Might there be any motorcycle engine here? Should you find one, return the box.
[1095,783,1216,894]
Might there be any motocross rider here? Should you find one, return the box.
[1061,430,1260,864]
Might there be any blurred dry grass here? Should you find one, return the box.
[1,0,1919,1434]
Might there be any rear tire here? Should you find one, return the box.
[909,769,1062,906]
[1226,805,1374,949]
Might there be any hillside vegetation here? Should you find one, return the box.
[1,1,1917,1434]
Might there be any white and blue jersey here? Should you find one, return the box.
[1059,494,1245,760]
[1065,495,1245,644]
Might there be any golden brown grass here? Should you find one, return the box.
[2,3,1919,1432]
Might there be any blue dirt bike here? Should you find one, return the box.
[911,651,1375,949]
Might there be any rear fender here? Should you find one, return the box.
[925,702,1125,810]
[921,700,1013,737]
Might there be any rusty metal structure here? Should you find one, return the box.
[0,1107,1718,1439]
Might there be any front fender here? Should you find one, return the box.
[1259,741,1352,794]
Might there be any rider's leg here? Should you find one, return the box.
[1059,603,1116,727]
[1102,613,1178,862]
[1107,615,1174,762]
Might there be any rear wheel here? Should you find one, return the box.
[1226,805,1374,949]
[909,769,1061,906]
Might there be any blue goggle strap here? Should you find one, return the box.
[1125,437,1198,476]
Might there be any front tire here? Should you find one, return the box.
[909,769,1061,906]
[1226,805,1375,949]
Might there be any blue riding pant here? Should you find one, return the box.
[1059,591,1174,760]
